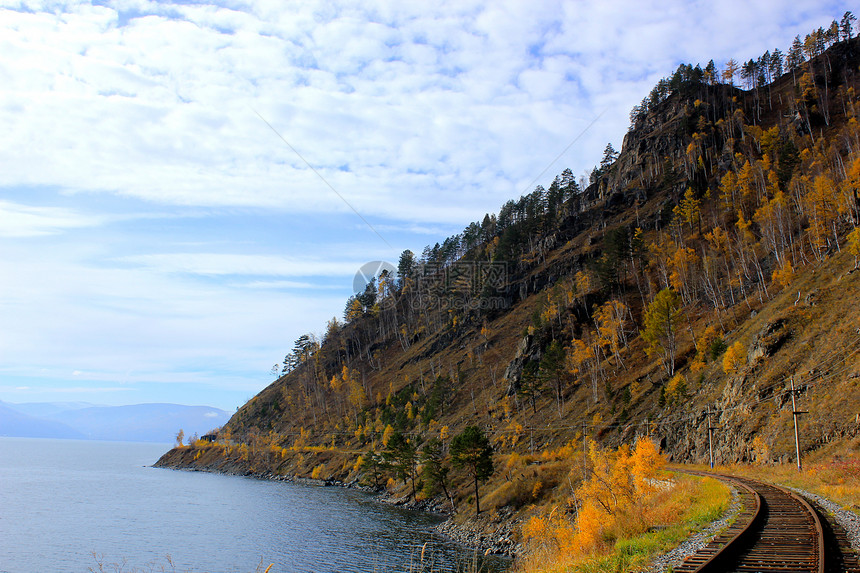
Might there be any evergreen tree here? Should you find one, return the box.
[359,450,385,489]
[704,60,717,84]
[600,143,619,171]
[450,426,494,514]
[384,431,419,499]
[421,438,456,512]
[518,360,543,413]
[841,11,856,40]
[358,278,377,309]
[397,250,416,286]
[540,340,567,417]
[770,49,784,79]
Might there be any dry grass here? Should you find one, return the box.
[688,437,860,514]
[514,473,730,573]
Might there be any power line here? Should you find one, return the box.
[252,108,395,251]
[519,109,607,196]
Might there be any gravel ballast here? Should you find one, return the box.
[644,482,860,572]
[790,487,860,554]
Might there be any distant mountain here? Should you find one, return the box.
[9,401,96,418]
[0,401,85,439]
[1,402,230,443]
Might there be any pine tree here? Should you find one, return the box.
[450,426,493,514]
[421,438,456,512]
[841,11,856,40]
[384,431,419,499]
[787,36,805,85]
[600,143,619,172]
[540,340,567,417]
[704,60,717,84]
[770,49,784,79]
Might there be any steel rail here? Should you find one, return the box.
[673,471,825,573]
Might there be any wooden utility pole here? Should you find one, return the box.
[790,379,807,471]
[706,408,720,469]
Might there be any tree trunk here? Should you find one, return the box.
[441,481,457,513]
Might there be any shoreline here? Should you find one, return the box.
[153,459,520,560]
[155,454,860,570]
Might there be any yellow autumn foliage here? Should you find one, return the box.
[848,226,860,268]
[664,373,687,406]
[771,259,795,289]
[382,424,395,447]
[520,438,668,570]
[723,341,747,374]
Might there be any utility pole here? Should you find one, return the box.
[790,379,807,471]
[706,408,720,469]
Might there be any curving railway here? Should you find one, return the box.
[673,472,860,573]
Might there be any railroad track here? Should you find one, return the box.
[673,472,860,573]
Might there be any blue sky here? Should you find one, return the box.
[0,0,852,412]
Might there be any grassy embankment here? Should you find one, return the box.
[495,439,729,573]
[512,478,730,573]
[161,437,731,572]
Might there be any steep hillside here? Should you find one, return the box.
[157,25,860,555]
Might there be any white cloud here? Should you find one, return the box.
[0,0,854,409]
[0,1,612,222]
[0,201,104,237]
[240,280,343,290]
[116,252,362,277]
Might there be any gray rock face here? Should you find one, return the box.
[747,317,790,367]
[503,334,542,397]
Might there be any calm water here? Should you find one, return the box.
[0,438,509,573]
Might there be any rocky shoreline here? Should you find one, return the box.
[433,511,521,558]
[154,459,521,560]
[370,490,520,558]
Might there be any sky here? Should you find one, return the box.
[0,0,853,412]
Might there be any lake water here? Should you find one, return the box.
[0,438,509,573]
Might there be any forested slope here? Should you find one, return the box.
[158,19,860,536]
